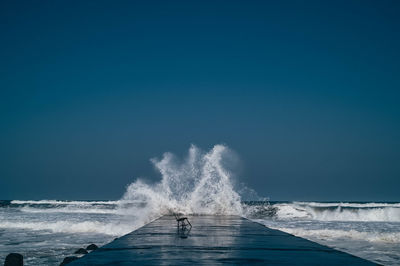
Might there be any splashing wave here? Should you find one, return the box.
[121,144,243,219]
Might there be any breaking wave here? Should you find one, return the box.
[121,144,243,219]
[269,202,400,222]
[244,202,400,222]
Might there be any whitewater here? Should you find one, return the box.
[0,145,399,265]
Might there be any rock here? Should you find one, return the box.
[74,248,88,254]
[60,256,78,265]
[86,244,98,251]
[4,253,23,266]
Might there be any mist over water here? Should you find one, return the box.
[0,144,399,265]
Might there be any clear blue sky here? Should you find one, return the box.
[1,0,399,201]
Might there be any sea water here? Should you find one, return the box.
[1,145,399,265]
[245,201,400,265]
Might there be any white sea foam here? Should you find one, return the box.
[0,221,133,236]
[19,206,119,214]
[267,227,400,244]
[274,204,310,219]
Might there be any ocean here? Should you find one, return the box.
[1,145,398,265]
[0,200,399,265]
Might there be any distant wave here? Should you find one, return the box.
[293,201,400,208]
[10,200,120,205]
[276,203,400,222]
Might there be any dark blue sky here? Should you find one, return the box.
[1,0,399,201]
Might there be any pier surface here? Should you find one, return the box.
[70,215,376,265]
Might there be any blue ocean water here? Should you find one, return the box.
[0,200,399,265]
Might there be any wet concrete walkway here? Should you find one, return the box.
[69,215,377,265]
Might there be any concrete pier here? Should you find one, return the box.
[69,215,377,265]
